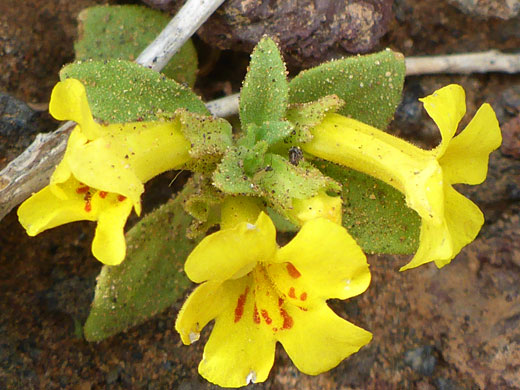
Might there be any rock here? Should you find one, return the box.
[197,0,394,67]
[403,345,437,376]
[501,115,520,159]
[447,0,520,20]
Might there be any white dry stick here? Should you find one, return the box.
[1,49,520,221]
[0,0,225,221]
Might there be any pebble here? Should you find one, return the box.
[403,345,437,376]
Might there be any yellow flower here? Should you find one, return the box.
[302,84,501,270]
[175,197,372,388]
[18,79,191,265]
[288,190,343,226]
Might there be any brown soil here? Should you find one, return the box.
[1,0,520,389]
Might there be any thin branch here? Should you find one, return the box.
[2,49,520,221]
[136,0,226,71]
[405,50,520,75]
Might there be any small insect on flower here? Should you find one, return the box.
[288,146,303,166]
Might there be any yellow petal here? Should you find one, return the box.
[198,276,276,388]
[220,196,263,230]
[185,212,277,283]
[438,103,501,185]
[276,302,372,375]
[304,113,445,225]
[50,127,87,185]
[289,191,342,226]
[66,138,144,213]
[104,121,192,183]
[419,84,466,155]
[273,218,370,302]
[17,183,95,236]
[175,281,227,345]
[91,196,133,265]
[400,185,484,271]
[49,79,101,139]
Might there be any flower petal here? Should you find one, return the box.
[289,191,342,226]
[175,281,227,345]
[50,128,87,185]
[66,138,144,213]
[419,84,466,156]
[273,218,370,302]
[185,212,277,283]
[17,183,95,236]
[198,276,276,388]
[103,121,192,183]
[400,185,484,271]
[49,79,101,139]
[276,302,372,375]
[91,196,133,265]
[438,103,501,185]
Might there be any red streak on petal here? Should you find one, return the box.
[234,287,249,323]
[84,200,92,212]
[280,308,293,330]
[286,263,301,279]
[253,304,260,324]
[117,195,127,202]
[99,191,108,199]
[76,186,90,194]
[261,309,272,325]
[300,292,307,301]
[298,306,308,311]
[288,287,296,299]
[278,297,284,307]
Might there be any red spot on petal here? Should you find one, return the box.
[288,287,296,299]
[84,200,92,212]
[99,191,108,199]
[278,297,284,307]
[253,304,260,324]
[300,292,307,301]
[280,308,293,330]
[286,263,301,279]
[298,306,308,312]
[261,309,272,325]
[117,195,127,202]
[234,287,249,323]
[76,186,90,194]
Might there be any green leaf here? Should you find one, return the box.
[61,59,208,123]
[212,146,258,195]
[75,5,198,87]
[288,49,405,130]
[285,95,345,144]
[255,153,340,214]
[240,37,288,129]
[84,183,200,342]
[317,161,420,254]
[248,120,294,148]
[174,109,233,173]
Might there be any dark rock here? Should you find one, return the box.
[403,345,437,376]
[197,0,394,67]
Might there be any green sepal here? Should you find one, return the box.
[83,182,200,342]
[212,146,258,195]
[239,37,288,128]
[285,95,345,144]
[316,160,420,254]
[267,208,298,233]
[172,109,233,174]
[60,59,208,123]
[255,153,340,215]
[183,176,225,238]
[288,49,405,129]
[75,5,198,87]
[247,120,294,147]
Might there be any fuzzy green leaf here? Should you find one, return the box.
[84,184,200,342]
[212,146,258,195]
[240,37,288,130]
[255,153,340,214]
[317,161,420,254]
[285,95,345,144]
[288,49,405,129]
[61,59,208,123]
[75,5,198,87]
[174,109,233,173]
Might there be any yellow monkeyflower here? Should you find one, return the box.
[175,197,372,388]
[18,79,191,265]
[302,84,501,270]
[288,190,343,226]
